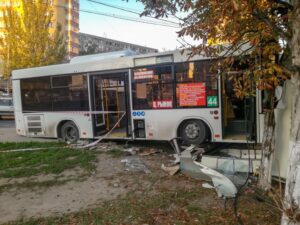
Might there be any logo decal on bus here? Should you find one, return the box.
[132,111,145,117]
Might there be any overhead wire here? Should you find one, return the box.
[85,0,117,34]
[52,2,180,28]
[86,0,180,25]
[88,0,142,13]
[87,0,144,14]
[79,8,180,28]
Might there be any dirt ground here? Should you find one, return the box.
[0,142,280,225]
[0,142,191,224]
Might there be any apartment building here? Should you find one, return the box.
[0,0,79,59]
[79,33,158,55]
[53,0,79,59]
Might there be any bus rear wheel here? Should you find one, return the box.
[61,121,79,144]
[180,120,208,145]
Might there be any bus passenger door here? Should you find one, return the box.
[221,72,256,142]
[93,78,106,132]
[91,72,131,138]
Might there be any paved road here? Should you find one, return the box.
[0,118,55,142]
[0,119,14,128]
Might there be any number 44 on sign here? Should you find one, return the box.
[207,96,218,107]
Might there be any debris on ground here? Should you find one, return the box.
[172,154,180,164]
[202,182,215,189]
[123,147,140,155]
[85,142,124,152]
[123,147,161,156]
[68,140,91,148]
[194,161,237,198]
[174,142,239,198]
[161,164,180,176]
[138,148,161,156]
[121,157,151,174]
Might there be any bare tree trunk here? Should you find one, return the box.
[259,111,275,190]
[282,72,300,225]
[281,1,300,224]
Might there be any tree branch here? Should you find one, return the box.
[252,9,290,40]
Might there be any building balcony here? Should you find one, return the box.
[65,19,79,27]
[72,1,79,8]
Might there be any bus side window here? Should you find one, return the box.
[21,77,52,111]
[132,66,174,110]
[175,61,219,108]
[51,74,89,111]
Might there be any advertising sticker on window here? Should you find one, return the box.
[179,83,206,107]
[134,70,154,80]
[152,100,173,109]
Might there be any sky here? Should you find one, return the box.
[79,0,193,51]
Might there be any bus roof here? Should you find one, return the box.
[12,45,250,80]
[69,50,139,64]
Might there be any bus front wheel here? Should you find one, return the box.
[61,121,79,144]
[180,120,208,145]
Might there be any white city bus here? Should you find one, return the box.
[12,49,263,144]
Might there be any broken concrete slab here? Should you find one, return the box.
[161,164,180,176]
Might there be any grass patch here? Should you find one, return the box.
[0,142,96,178]
[0,142,64,151]
[5,188,281,225]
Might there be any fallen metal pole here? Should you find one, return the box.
[170,138,181,155]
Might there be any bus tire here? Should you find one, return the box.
[180,119,208,145]
[61,121,79,144]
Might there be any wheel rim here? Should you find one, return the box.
[65,127,77,142]
[184,122,200,139]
